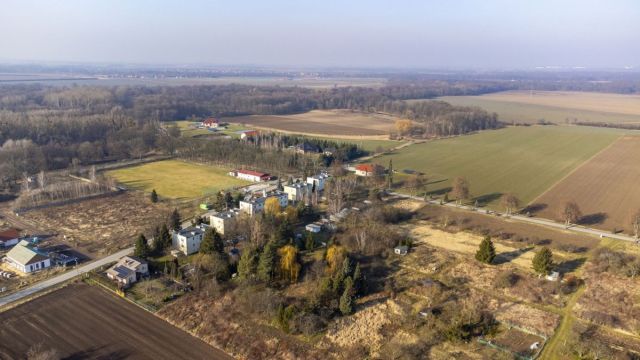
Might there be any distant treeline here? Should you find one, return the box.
[574,122,640,130]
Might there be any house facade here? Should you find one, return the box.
[172,225,207,255]
[283,182,312,202]
[239,192,288,216]
[0,228,20,248]
[106,256,149,287]
[5,240,51,273]
[306,173,330,192]
[210,210,239,235]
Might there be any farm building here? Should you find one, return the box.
[201,117,220,128]
[209,209,240,235]
[229,169,271,182]
[306,173,330,192]
[238,130,259,140]
[355,163,384,177]
[283,182,312,202]
[106,256,149,287]
[239,192,288,216]
[172,224,208,255]
[295,142,321,154]
[0,228,20,248]
[5,240,51,273]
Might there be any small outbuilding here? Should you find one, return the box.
[0,228,20,248]
[305,223,322,233]
[5,240,51,273]
[394,245,409,256]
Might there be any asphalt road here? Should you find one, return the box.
[391,192,638,243]
[0,247,133,308]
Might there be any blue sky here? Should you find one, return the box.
[1,0,638,68]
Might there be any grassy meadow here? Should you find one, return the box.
[106,160,250,199]
[372,126,623,207]
[431,91,640,125]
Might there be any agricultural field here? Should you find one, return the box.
[534,136,640,233]
[373,126,622,207]
[223,109,399,138]
[0,284,229,359]
[106,160,250,199]
[433,91,640,125]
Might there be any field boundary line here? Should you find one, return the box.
[527,135,623,206]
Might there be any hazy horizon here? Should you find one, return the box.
[1,0,639,69]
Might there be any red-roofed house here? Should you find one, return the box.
[239,130,259,140]
[355,164,384,177]
[229,169,271,182]
[201,117,220,128]
[0,228,20,248]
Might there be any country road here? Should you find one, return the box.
[0,247,133,308]
[390,192,639,243]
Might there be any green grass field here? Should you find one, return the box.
[372,126,623,207]
[106,160,250,199]
[433,96,640,125]
[167,121,251,138]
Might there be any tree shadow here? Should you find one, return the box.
[426,187,452,197]
[521,203,547,215]
[472,192,503,206]
[578,212,608,226]
[494,246,533,265]
[556,257,587,273]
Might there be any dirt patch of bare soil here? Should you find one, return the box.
[22,192,170,258]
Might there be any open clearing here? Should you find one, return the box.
[374,126,621,207]
[223,109,399,138]
[434,91,640,124]
[0,284,229,359]
[22,192,169,258]
[534,136,640,233]
[106,160,250,199]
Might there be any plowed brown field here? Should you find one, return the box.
[0,284,230,359]
[533,136,640,233]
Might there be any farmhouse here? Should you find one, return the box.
[283,182,312,202]
[209,209,240,235]
[5,240,51,273]
[306,173,330,192]
[239,192,288,216]
[106,255,149,287]
[201,117,219,128]
[172,224,208,255]
[229,169,271,182]
[238,130,259,140]
[0,228,20,248]
[355,163,384,177]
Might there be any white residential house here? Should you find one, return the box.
[394,245,409,256]
[106,256,149,287]
[239,192,288,216]
[172,224,208,255]
[283,182,312,202]
[306,173,329,192]
[0,228,20,248]
[5,240,51,273]
[210,210,240,235]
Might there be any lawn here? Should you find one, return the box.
[372,126,622,207]
[432,92,640,125]
[167,120,251,138]
[106,160,250,199]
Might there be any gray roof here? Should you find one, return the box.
[6,240,48,265]
[177,226,204,236]
[108,265,134,279]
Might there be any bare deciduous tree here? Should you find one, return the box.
[500,193,520,215]
[450,176,470,205]
[631,209,640,239]
[561,201,582,226]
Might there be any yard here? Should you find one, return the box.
[372,126,621,207]
[106,159,250,199]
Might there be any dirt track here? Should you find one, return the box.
[0,284,231,359]
[534,136,640,233]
